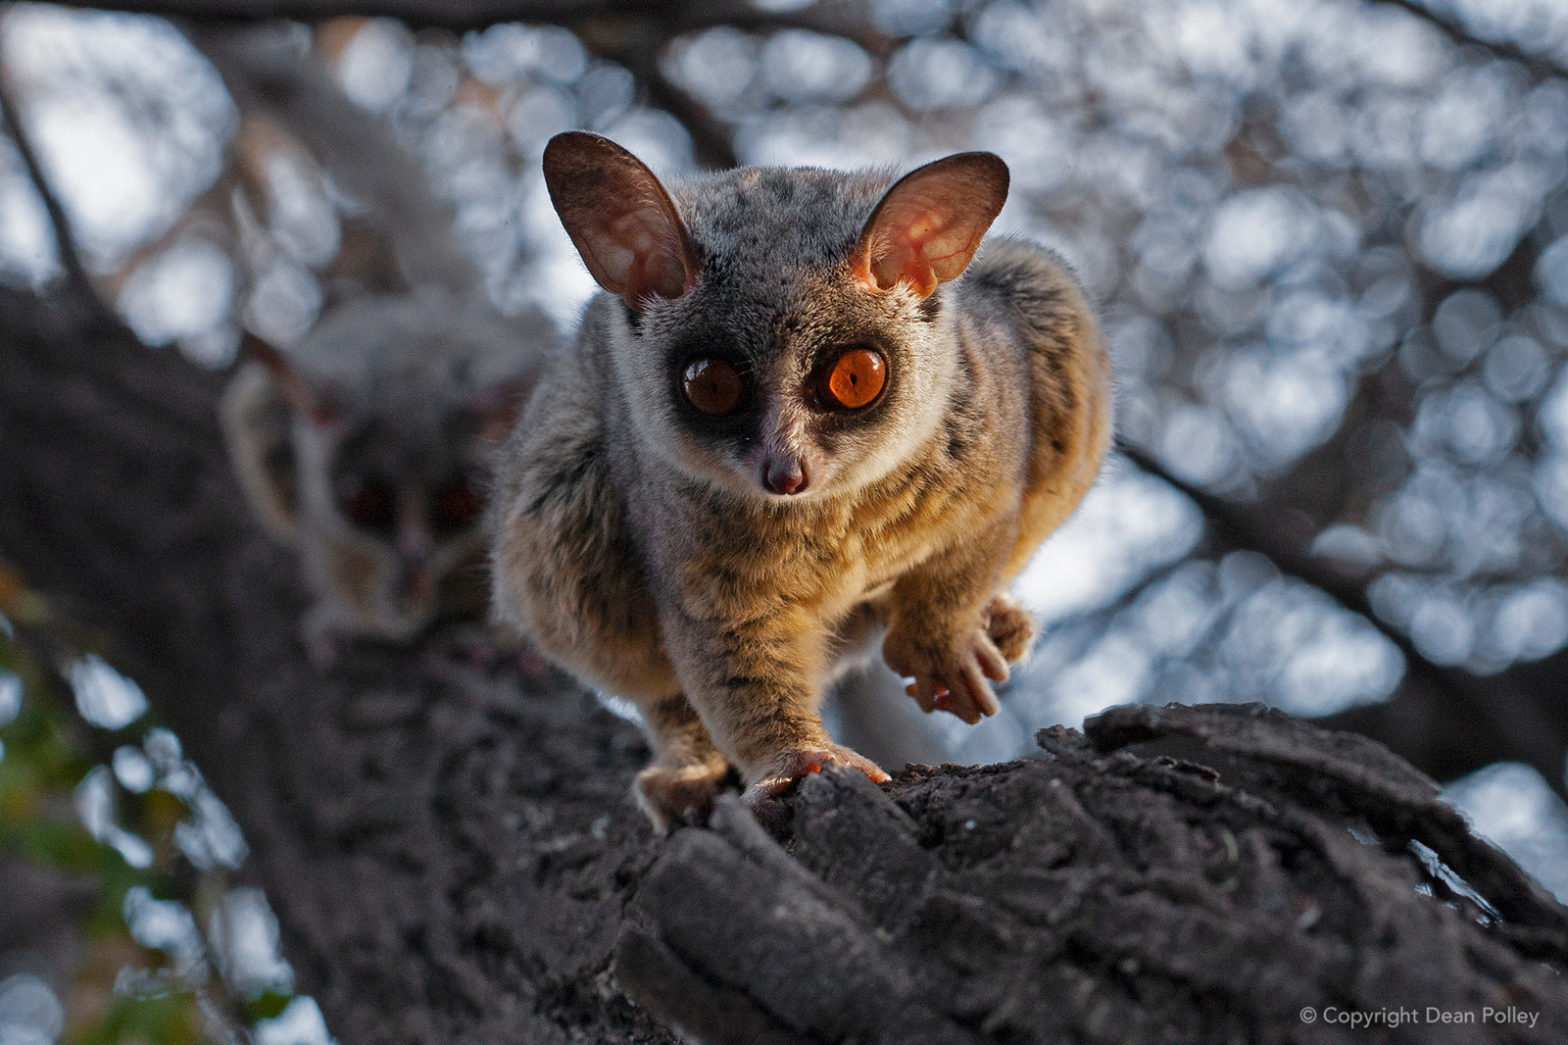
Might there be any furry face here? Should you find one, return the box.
[221,290,543,647]
[292,404,491,638]
[617,252,960,503]
[543,148,1006,505]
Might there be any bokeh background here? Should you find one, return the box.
[1,0,1567,1040]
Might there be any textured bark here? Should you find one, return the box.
[624,705,1568,1044]
[4,283,1568,1043]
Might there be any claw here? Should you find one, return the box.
[742,744,889,809]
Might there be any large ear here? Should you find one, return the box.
[470,373,537,444]
[239,331,340,427]
[542,132,698,311]
[851,152,1010,298]
[218,362,301,542]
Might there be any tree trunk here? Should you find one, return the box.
[2,284,1567,1043]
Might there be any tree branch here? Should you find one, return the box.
[1119,442,1568,796]
[186,24,482,297]
[34,0,886,45]
[621,707,1568,1042]
[3,276,1567,1042]
[0,71,112,321]
[1371,0,1568,83]
[573,15,740,170]
[32,0,670,32]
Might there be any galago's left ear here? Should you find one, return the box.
[542,131,698,311]
[470,374,537,444]
[240,331,342,427]
[851,152,1009,298]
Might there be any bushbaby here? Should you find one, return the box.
[491,132,1111,827]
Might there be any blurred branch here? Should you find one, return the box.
[37,0,886,45]
[96,170,244,303]
[0,72,110,320]
[574,18,740,169]
[35,0,682,31]
[187,24,481,298]
[42,0,896,176]
[1118,445,1405,652]
[641,66,739,170]
[1118,442,1568,797]
[1371,0,1568,82]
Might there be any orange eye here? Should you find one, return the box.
[820,347,886,409]
[683,358,744,415]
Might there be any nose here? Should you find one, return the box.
[393,549,431,597]
[762,455,808,496]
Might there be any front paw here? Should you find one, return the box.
[883,622,1009,725]
[740,743,889,808]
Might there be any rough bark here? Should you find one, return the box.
[624,706,1568,1045]
[3,283,1568,1043]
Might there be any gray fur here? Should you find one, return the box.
[492,137,1113,827]
[222,289,550,657]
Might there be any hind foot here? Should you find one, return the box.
[983,594,1037,663]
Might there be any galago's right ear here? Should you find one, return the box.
[542,132,699,312]
[219,361,301,542]
[222,333,342,543]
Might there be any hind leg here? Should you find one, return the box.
[633,694,735,831]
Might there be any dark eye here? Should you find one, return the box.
[818,346,886,410]
[337,474,396,534]
[682,358,745,415]
[432,473,483,535]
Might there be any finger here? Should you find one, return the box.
[935,672,978,724]
[960,660,999,719]
[975,633,1010,682]
[741,776,790,806]
[928,687,965,721]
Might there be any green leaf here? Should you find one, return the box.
[245,990,295,1022]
